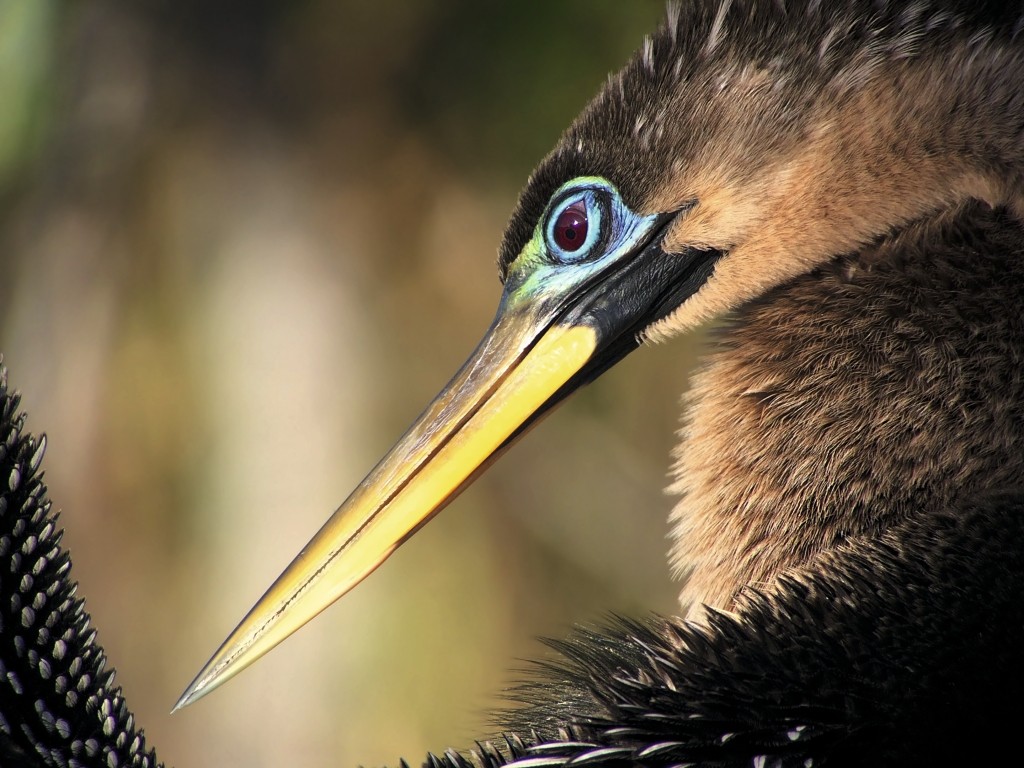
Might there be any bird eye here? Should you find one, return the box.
[544,189,604,263]
[552,201,588,252]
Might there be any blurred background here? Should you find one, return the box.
[0,2,705,766]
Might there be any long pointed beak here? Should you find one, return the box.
[175,298,599,709]
[176,205,717,710]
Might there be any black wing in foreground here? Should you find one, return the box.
[421,491,1024,768]
[0,364,162,768]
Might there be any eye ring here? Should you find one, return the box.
[544,189,607,263]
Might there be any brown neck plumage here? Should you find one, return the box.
[669,203,1024,617]
[652,12,1024,615]
[504,2,1024,617]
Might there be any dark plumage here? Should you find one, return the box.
[0,367,160,768]
[464,491,1024,768]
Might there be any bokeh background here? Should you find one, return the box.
[0,2,705,766]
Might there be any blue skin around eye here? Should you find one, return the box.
[506,177,661,309]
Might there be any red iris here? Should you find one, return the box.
[553,201,588,252]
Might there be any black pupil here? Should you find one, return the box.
[553,201,588,252]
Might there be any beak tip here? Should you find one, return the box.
[171,683,200,713]
[172,666,218,712]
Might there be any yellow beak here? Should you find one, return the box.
[175,179,704,709]
[175,302,599,709]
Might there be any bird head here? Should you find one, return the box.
[177,0,1022,708]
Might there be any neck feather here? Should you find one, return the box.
[669,204,1024,615]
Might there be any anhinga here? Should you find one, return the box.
[4,1,1024,765]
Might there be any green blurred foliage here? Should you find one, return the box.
[393,2,661,178]
[0,0,56,189]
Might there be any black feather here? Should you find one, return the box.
[0,364,161,768]
[422,491,1024,768]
